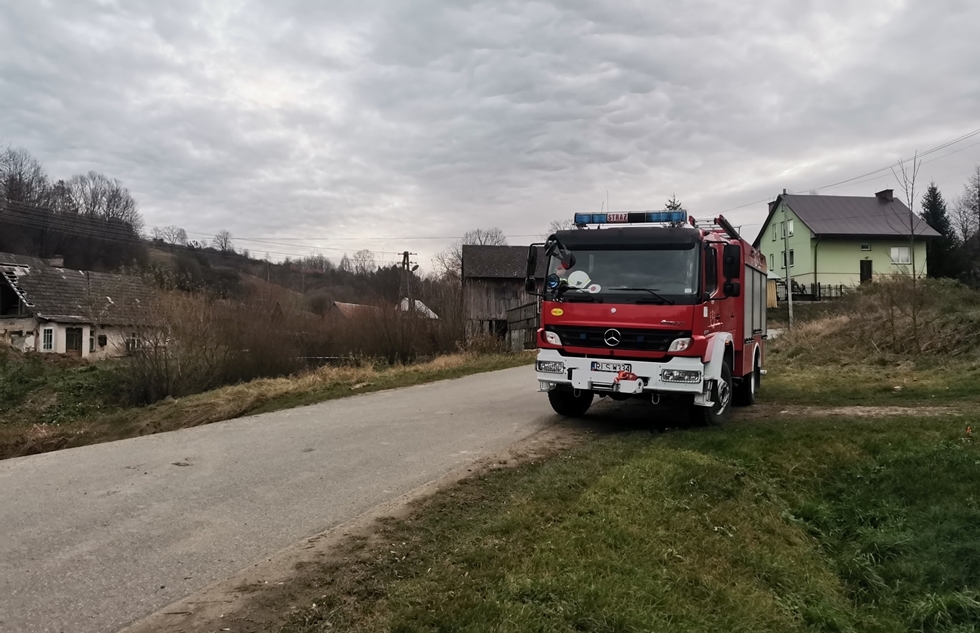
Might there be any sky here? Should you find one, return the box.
[2,0,979,270]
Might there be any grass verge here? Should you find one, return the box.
[230,412,980,633]
[0,351,533,460]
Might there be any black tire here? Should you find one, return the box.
[548,388,594,417]
[691,361,732,426]
[734,353,760,406]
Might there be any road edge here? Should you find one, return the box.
[116,422,587,633]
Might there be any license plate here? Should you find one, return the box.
[591,361,632,373]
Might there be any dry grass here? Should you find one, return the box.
[0,352,533,460]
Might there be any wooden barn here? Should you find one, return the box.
[461,245,546,338]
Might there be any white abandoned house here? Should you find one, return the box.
[0,253,152,359]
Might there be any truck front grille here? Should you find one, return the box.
[548,326,690,353]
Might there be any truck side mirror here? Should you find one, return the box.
[723,280,741,297]
[560,253,576,269]
[524,277,537,293]
[723,244,741,280]
[525,246,538,278]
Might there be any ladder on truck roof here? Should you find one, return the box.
[693,216,742,241]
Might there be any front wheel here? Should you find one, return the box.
[691,361,732,426]
[548,388,594,417]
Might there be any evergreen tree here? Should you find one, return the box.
[664,194,684,212]
[919,181,960,278]
[665,194,686,227]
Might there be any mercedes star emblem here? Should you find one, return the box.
[603,328,621,347]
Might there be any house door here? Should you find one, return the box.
[65,327,83,356]
[859,260,873,284]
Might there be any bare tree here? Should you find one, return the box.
[889,153,928,350]
[435,227,508,281]
[300,252,333,273]
[464,227,507,246]
[64,171,144,234]
[0,147,50,206]
[352,249,376,275]
[49,179,79,214]
[952,196,979,243]
[952,166,980,242]
[151,225,188,245]
[891,153,923,280]
[339,253,353,273]
[212,230,233,252]
[546,218,575,237]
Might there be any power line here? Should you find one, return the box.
[717,125,980,214]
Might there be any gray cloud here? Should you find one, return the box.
[2,0,979,266]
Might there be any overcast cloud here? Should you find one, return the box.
[2,0,979,267]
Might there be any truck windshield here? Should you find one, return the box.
[547,246,700,304]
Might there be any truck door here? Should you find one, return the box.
[703,245,723,333]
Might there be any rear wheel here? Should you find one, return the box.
[691,361,732,426]
[548,388,594,417]
[735,353,760,406]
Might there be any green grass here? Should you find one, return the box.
[761,361,980,406]
[0,350,533,460]
[270,413,980,633]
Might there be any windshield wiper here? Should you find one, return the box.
[608,287,675,305]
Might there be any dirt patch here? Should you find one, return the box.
[118,423,587,633]
[744,403,965,419]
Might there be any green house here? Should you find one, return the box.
[753,189,939,293]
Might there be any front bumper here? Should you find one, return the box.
[535,349,706,396]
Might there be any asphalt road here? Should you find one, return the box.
[0,365,556,633]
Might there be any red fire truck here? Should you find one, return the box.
[524,211,768,424]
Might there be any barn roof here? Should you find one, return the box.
[0,252,153,325]
[462,245,546,279]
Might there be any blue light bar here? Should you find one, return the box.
[573,211,687,226]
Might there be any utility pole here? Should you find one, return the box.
[401,251,419,316]
[782,213,794,330]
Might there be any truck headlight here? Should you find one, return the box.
[544,331,562,346]
[661,369,702,383]
[667,337,692,352]
[536,360,565,374]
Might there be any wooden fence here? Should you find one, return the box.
[505,301,539,351]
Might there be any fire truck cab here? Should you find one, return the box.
[524,211,768,425]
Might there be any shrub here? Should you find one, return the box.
[124,292,468,404]
[773,277,980,364]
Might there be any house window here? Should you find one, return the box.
[860,243,871,251]
[890,247,911,265]
[770,254,774,269]
[90,335,95,353]
[125,333,141,353]
[42,328,54,351]
[787,219,794,237]
[789,249,795,267]
[781,221,786,238]
[98,334,107,347]
[772,226,777,241]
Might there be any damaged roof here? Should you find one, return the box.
[0,253,153,325]
[462,245,547,279]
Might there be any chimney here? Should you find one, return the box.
[782,188,787,195]
[46,255,64,268]
[875,189,894,202]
